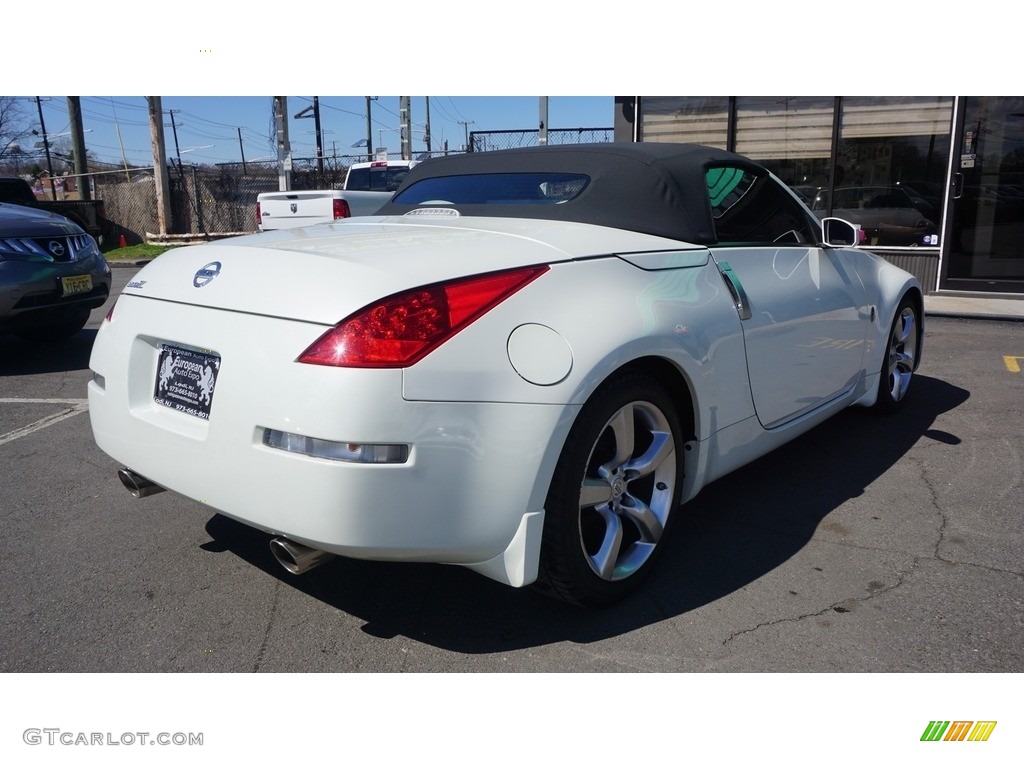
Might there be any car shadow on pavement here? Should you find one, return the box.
[203,374,970,655]
[0,329,97,376]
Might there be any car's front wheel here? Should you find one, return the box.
[875,296,920,413]
[537,371,683,606]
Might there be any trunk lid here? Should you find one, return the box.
[121,215,685,326]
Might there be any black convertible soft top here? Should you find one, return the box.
[376,142,770,244]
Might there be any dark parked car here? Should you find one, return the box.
[0,202,111,341]
[811,186,938,246]
[0,176,109,242]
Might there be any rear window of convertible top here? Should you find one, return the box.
[392,172,590,206]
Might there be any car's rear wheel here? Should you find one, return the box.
[537,371,683,606]
[875,296,920,412]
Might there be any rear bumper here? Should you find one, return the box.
[88,295,574,584]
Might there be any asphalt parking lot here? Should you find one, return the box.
[1,266,1022,673]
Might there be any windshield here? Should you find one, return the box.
[345,166,413,192]
[392,172,590,205]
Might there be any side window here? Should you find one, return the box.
[706,167,816,245]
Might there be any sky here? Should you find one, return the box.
[15,96,614,169]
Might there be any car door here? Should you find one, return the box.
[705,166,869,428]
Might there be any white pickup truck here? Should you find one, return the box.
[256,159,417,231]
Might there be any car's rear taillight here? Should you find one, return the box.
[104,297,118,322]
[333,199,351,220]
[298,266,549,368]
[256,202,262,227]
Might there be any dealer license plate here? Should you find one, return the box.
[153,344,220,420]
[60,274,93,297]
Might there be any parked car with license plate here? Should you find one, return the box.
[1,202,111,341]
[88,143,923,605]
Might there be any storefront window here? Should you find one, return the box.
[830,97,952,247]
[734,97,835,207]
[638,96,954,248]
[640,97,729,147]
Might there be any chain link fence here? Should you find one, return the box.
[27,128,611,243]
[469,127,614,152]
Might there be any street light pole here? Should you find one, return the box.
[168,109,183,172]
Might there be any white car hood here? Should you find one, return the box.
[120,215,691,325]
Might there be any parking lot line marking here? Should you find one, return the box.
[0,398,90,405]
[0,398,90,447]
[1005,355,1022,373]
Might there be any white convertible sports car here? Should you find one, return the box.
[88,143,923,605]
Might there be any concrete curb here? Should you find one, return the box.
[923,296,1024,322]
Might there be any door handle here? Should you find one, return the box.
[718,261,752,321]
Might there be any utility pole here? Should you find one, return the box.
[459,120,475,152]
[538,97,549,146]
[273,97,291,191]
[34,97,56,200]
[424,96,432,154]
[313,96,323,174]
[366,97,376,161]
[399,96,411,161]
[294,97,325,174]
[237,127,247,174]
[67,97,90,200]
[147,97,172,236]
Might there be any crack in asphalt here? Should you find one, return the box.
[252,580,281,672]
[722,562,914,647]
[723,453,948,648]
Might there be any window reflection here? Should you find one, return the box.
[735,96,834,194]
[835,97,952,246]
[640,97,730,147]
[638,96,953,247]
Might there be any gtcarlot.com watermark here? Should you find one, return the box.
[23,728,203,747]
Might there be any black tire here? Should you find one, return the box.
[874,296,920,413]
[536,371,684,606]
[15,309,90,343]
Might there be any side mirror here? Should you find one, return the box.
[821,217,864,247]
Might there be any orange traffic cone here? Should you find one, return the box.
[118,234,128,248]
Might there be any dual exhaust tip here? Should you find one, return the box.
[268,537,336,575]
[117,468,166,498]
[117,468,334,575]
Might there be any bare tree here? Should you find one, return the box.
[0,97,32,162]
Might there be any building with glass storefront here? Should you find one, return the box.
[613,97,1024,296]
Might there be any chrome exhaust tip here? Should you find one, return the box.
[117,468,166,498]
[269,537,335,575]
